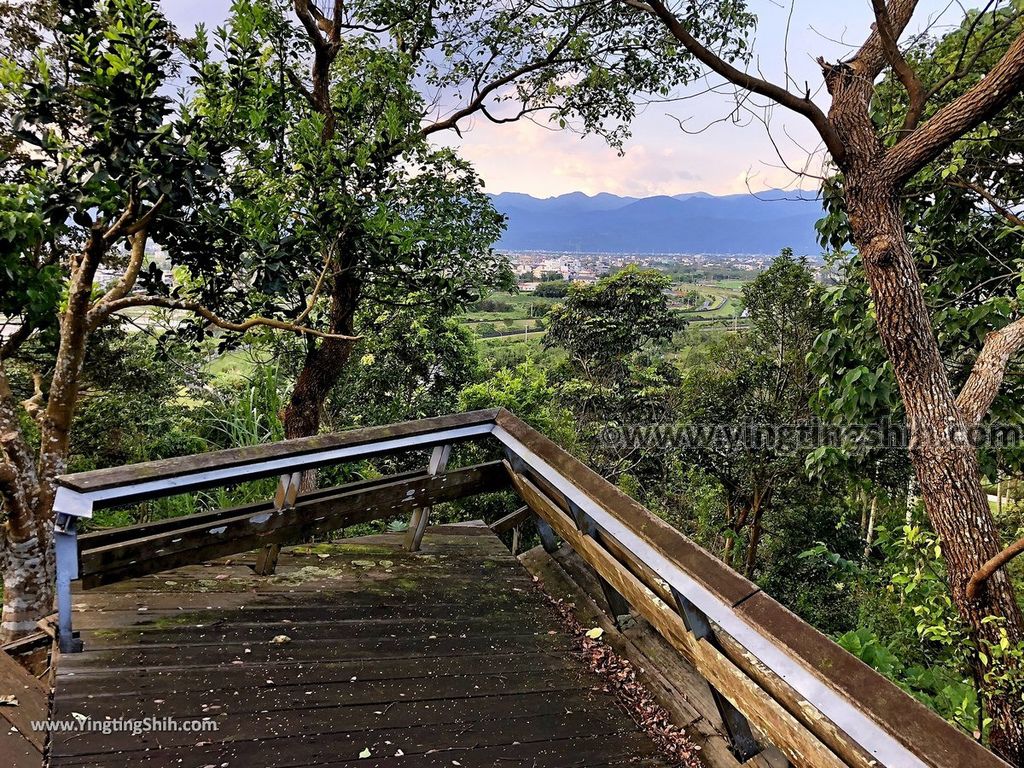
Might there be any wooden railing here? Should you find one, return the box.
[52,408,1007,768]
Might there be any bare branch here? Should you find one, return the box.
[93,295,360,341]
[419,25,577,139]
[925,2,1018,99]
[627,0,847,164]
[882,28,1024,184]
[967,534,1024,599]
[956,315,1024,425]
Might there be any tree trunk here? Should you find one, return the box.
[817,57,1024,758]
[282,272,359,442]
[0,229,106,642]
[722,496,735,561]
[743,506,763,579]
[0,528,53,642]
[846,178,1024,761]
[863,493,878,557]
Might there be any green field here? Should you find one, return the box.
[459,276,753,362]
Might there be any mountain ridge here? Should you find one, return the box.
[489,189,824,255]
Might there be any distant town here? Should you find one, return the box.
[503,250,819,290]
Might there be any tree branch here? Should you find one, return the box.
[967,535,1024,599]
[286,68,317,108]
[628,0,846,164]
[419,25,577,139]
[850,0,921,79]
[124,194,166,237]
[93,295,360,341]
[91,228,150,313]
[293,0,327,54]
[923,5,1017,101]
[0,323,34,361]
[956,315,1024,425]
[870,0,927,132]
[882,28,1024,184]
[101,199,139,243]
[948,176,1024,229]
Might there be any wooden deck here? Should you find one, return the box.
[49,523,675,768]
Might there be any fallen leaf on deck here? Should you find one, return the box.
[359,748,371,758]
[585,627,604,640]
[270,634,292,644]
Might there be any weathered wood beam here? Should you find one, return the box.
[56,410,499,511]
[595,524,876,768]
[406,444,452,552]
[0,650,47,753]
[507,468,847,768]
[78,470,427,551]
[494,408,1005,768]
[489,505,531,536]
[254,472,303,576]
[508,469,844,766]
[671,587,762,762]
[78,461,509,588]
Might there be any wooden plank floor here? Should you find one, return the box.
[50,523,676,768]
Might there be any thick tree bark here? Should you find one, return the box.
[0,228,106,643]
[624,1,1024,759]
[0,529,53,640]
[857,210,1024,759]
[826,66,1024,756]
[282,271,359,441]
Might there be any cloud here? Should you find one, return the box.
[439,116,813,198]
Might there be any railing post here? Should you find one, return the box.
[503,452,558,553]
[568,502,633,627]
[254,471,301,576]
[405,444,451,552]
[55,513,83,653]
[670,586,762,763]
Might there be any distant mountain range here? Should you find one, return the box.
[488,190,824,255]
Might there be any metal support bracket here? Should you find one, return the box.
[671,586,761,762]
[406,444,451,552]
[55,513,83,653]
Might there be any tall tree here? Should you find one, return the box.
[0,0,331,642]
[174,0,511,454]
[544,266,683,478]
[677,254,825,577]
[613,1,1024,757]
[186,0,753,447]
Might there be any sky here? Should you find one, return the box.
[163,1,975,199]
